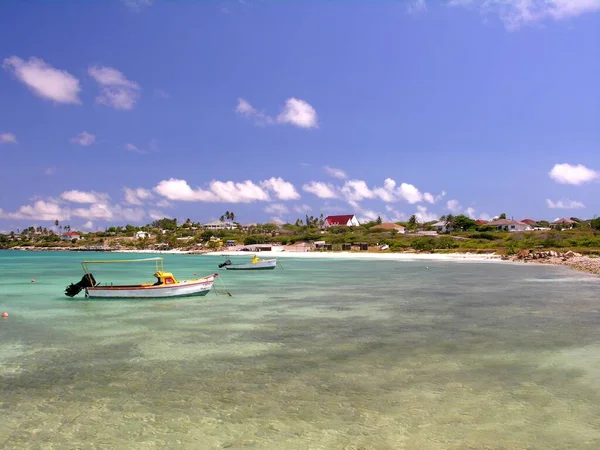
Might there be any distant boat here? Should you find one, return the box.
[218,257,278,271]
[65,257,218,299]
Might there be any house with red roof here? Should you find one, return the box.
[323,214,360,228]
[551,218,577,229]
[521,219,536,224]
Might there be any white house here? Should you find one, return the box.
[135,231,150,239]
[203,221,236,230]
[432,221,448,233]
[323,215,360,228]
[487,219,532,232]
[61,232,82,241]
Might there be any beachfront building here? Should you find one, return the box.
[372,223,406,234]
[487,219,532,232]
[203,221,236,230]
[551,218,577,229]
[61,232,82,241]
[323,214,360,228]
[432,221,448,233]
[135,231,150,239]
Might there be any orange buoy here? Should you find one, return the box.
[1,312,8,318]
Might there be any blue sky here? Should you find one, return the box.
[1,0,599,231]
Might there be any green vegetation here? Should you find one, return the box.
[2,212,600,255]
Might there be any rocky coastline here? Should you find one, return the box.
[509,250,600,275]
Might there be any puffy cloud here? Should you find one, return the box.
[125,143,145,153]
[293,204,312,214]
[546,198,586,209]
[260,177,300,200]
[276,98,318,129]
[0,200,70,221]
[448,0,600,29]
[88,66,140,110]
[324,166,347,180]
[82,221,95,230]
[264,203,289,215]
[60,190,109,204]
[341,180,375,202]
[236,97,318,129]
[0,132,17,144]
[153,178,271,203]
[302,181,339,199]
[414,205,438,223]
[2,56,81,104]
[44,167,55,175]
[549,163,599,185]
[70,131,95,146]
[447,199,462,214]
[124,187,153,205]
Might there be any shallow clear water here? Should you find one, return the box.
[1,251,600,449]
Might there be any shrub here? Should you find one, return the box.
[468,233,496,241]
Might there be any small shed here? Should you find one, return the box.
[341,243,352,251]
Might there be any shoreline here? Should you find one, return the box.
[4,246,600,275]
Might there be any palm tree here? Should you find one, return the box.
[408,215,417,229]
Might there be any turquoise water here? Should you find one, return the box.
[1,251,600,449]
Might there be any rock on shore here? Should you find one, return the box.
[510,250,600,275]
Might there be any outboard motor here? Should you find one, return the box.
[218,259,232,268]
[65,274,97,297]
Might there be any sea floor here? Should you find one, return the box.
[1,251,600,449]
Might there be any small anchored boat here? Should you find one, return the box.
[65,257,218,299]
[218,256,278,271]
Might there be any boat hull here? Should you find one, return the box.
[224,259,277,270]
[85,276,216,299]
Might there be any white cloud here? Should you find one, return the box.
[479,212,492,221]
[448,0,600,29]
[156,199,172,208]
[82,221,95,230]
[397,183,428,204]
[0,132,17,144]
[235,98,274,126]
[236,97,318,129]
[125,143,145,153]
[407,0,427,13]
[276,98,318,129]
[153,178,271,203]
[260,177,300,200]
[302,181,339,199]
[341,180,375,202]
[124,187,153,205]
[293,204,312,214]
[44,167,55,175]
[264,203,289,215]
[447,199,462,214]
[546,198,586,209]
[70,131,95,146]
[148,210,167,221]
[414,205,438,223]
[0,200,70,221]
[324,166,347,179]
[2,56,81,104]
[465,207,476,218]
[89,66,140,110]
[549,163,599,185]
[60,190,109,204]
[304,178,441,205]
